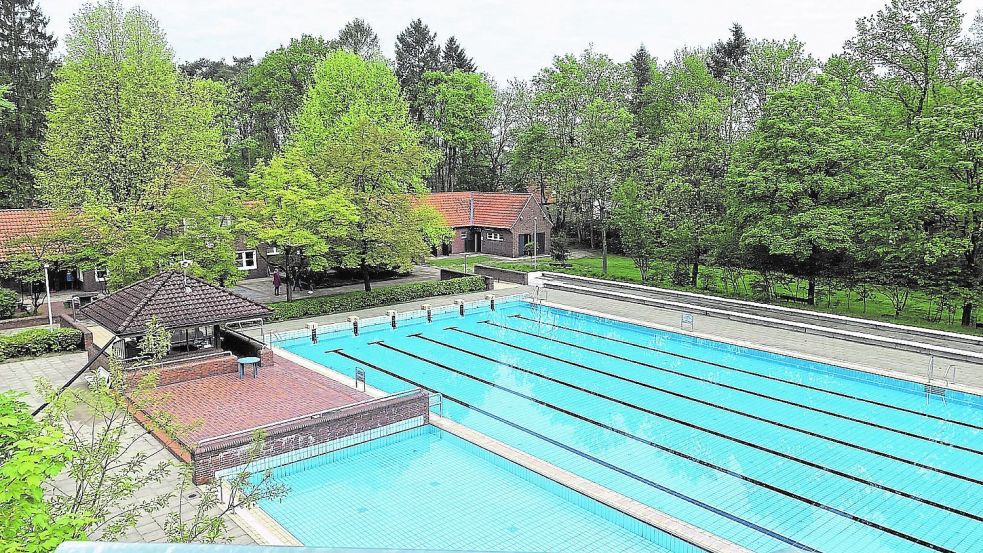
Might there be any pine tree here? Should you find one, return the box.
[0,0,56,208]
[629,44,652,119]
[336,18,381,60]
[394,18,441,120]
[442,36,476,72]
[708,23,749,79]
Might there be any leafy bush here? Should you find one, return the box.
[269,276,487,321]
[0,288,16,319]
[0,328,83,362]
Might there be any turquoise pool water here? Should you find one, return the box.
[257,425,679,552]
[277,300,983,553]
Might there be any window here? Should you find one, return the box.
[216,215,232,228]
[487,232,503,241]
[94,268,108,282]
[236,250,257,270]
[460,231,469,240]
[266,245,280,255]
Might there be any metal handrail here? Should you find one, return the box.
[32,338,118,416]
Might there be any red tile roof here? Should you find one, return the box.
[80,270,272,336]
[0,209,58,259]
[416,192,534,229]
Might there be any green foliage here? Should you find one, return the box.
[419,70,495,191]
[727,74,888,303]
[0,328,82,362]
[0,288,16,319]
[336,19,381,60]
[394,19,441,121]
[37,1,224,207]
[0,392,90,552]
[0,0,57,208]
[283,49,440,291]
[268,276,486,321]
[87,168,244,289]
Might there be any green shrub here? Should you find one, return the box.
[0,288,16,319]
[0,328,83,362]
[269,276,487,321]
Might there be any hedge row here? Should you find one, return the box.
[0,327,84,362]
[269,276,487,321]
[0,288,16,320]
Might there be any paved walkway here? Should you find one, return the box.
[0,352,256,545]
[0,352,88,408]
[233,265,440,304]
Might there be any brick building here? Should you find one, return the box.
[420,192,552,258]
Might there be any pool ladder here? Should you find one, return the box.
[925,356,956,405]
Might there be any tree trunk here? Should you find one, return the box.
[601,221,608,275]
[284,248,293,302]
[362,263,372,292]
[807,276,816,306]
[962,302,974,327]
[690,251,700,288]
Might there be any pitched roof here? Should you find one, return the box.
[0,209,57,259]
[417,192,533,229]
[80,270,272,336]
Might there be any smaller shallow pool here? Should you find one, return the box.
[255,425,688,552]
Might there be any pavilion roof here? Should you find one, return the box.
[80,270,272,336]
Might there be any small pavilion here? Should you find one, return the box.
[79,270,272,365]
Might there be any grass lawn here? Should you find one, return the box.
[426,253,982,336]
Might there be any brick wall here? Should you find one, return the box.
[510,199,552,257]
[126,352,238,387]
[0,314,49,331]
[59,314,93,350]
[191,390,429,483]
[474,265,530,285]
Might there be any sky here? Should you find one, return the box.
[37,0,983,83]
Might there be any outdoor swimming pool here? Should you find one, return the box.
[276,299,983,552]
[254,425,681,552]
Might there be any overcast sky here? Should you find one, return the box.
[37,0,983,83]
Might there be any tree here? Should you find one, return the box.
[906,79,983,325]
[613,177,665,282]
[335,18,381,60]
[708,23,750,79]
[394,19,441,121]
[846,0,963,122]
[629,45,653,120]
[288,50,441,291]
[242,35,333,154]
[242,156,356,302]
[0,0,57,208]
[442,36,476,72]
[418,70,495,191]
[648,55,731,287]
[37,1,224,208]
[0,392,89,552]
[525,48,630,249]
[1,209,96,313]
[728,75,886,304]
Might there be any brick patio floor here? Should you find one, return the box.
[153,354,369,444]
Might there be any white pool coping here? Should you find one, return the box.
[268,344,750,553]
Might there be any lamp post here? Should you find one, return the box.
[42,263,53,330]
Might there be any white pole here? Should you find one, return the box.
[43,263,53,330]
[534,217,538,271]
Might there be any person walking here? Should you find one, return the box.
[273,269,282,296]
